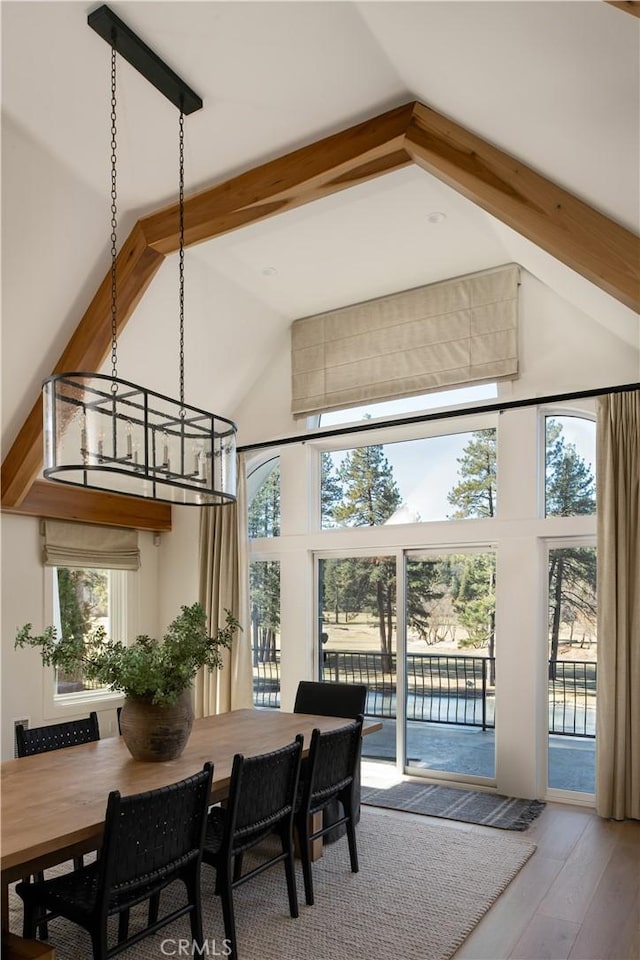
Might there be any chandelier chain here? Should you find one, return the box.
[110,44,118,387]
[179,109,185,412]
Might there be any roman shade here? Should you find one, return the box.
[41,519,140,570]
[291,263,519,418]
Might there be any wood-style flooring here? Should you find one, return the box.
[366,801,640,960]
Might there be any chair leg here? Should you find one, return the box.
[148,890,161,926]
[296,817,315,907]
[186,871,204,949]
[90,925,109,960]
[118,907,130,942]
[346,816,359,874]
[218,868,238,960]
[281,827,299,919]
[343,787,360,873]
[22,874,48,941]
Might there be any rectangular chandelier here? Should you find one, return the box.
[43,373,237,506]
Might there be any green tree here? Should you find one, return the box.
[331,444,401,669]
[321,452,343,528]
[249,560,280,664]
[446,432,497,672]
[545,420,595,517]
[447,430,497,518]
[450,553,496,649]
[57,568,91,641]
[333,444,402,528]
[546,420,596,675]
[248,463,280,538]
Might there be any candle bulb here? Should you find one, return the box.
[98,435,104,460]
[162,437,169,467]
[126,425,133,458]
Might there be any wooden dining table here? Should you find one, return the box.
[1,708,381,930]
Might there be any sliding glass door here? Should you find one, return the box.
[404,552,496,781]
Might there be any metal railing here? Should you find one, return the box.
[252,648,596,738]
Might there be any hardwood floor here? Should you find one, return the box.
[366,801,640,960]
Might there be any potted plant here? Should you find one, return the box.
[15,602,240,761]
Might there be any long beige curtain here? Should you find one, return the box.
[595,390,640,820]
[195,456,253,717]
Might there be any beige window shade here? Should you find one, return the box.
[291,263,519,418]
[41,520,140,570]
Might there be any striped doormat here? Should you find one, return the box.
[362,781,545,830]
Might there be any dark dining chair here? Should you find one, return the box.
[293,680,367,841]
[201,737,303,960]
[15,712,100,757]
[16,764,214,960]
[15,712,101,938]
[294,717,363,906]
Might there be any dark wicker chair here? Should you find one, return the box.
[16,764,213,960]
[294,717,363,906]
[293,681,367,841]
[202,737,303,960]
[15,712,101,938]
[15,712,100,757]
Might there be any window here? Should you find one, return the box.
[318,382,498,428]
[53,566,127,701]
[321,428,497,528]
[249,559,281,707]
[248,456,280,538]
[547,544,597,793]
[545,415,596,517]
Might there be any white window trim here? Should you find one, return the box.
[42,566,136,720]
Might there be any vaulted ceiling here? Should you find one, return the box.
[2,1,639,528]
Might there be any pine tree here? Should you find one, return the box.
[545,420,596,675]
[320,452,343,528]
[330,444,401,669]
[447,430,496,518]
[248,463,281,538]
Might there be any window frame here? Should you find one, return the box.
[42,564,136,720]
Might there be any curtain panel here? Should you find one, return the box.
[196,456,253,717]
[291,263,519,418]
[595,390,640,820]
[41,519,140,570]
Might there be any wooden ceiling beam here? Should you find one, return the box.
[604,1,640,18]
[405,102,640,313]
[3,98,638,528]
[2,481,171,531]
[140,102,415,253]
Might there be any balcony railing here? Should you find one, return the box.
[252,648,596,738]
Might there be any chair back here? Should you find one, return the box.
[225,737,303,848]
[302,717,363,813]
[294,681,367,719]
[98,763,213,898]
[16,712,100,757]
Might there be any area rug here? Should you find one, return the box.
[362,781,546,831]
[8,810,536,960]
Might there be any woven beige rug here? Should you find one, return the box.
[9,810,536,960]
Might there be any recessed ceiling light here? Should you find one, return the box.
[427,212,447,224]
[262,266,277,276]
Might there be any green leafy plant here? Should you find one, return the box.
[15,603,240,706]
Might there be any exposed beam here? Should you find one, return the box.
[2,481,171,531]
[405,102,640,313]
[3,98,638,526]
[140,102,415,253]
[604,1,640,18]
